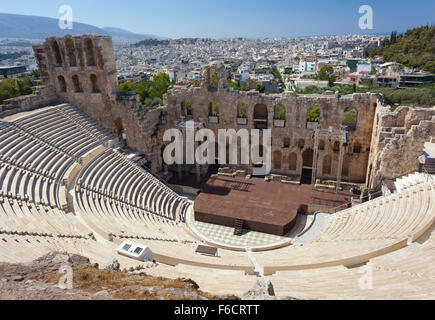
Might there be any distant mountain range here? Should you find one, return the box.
[0,13,161,43]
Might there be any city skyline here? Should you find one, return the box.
[0,0,434,39]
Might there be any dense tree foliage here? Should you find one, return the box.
[0,76,34,104]
[307,105,320,122]
[368,25,435,74]
[119,73,171,110]
[296,83,435,110]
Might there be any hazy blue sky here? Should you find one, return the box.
[1,0,434,38]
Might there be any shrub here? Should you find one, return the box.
[307,105,320,122]
[275,104,286,120]
[238,103,248,118]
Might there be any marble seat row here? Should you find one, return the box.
[252,179,435,274]
[270,225,435,299]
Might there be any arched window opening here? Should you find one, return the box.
[254,103,268,120]
[185,101,193,116]
[84,38,96,67]
[343,107,358,130]
[72,75,83,93]
[57,75,67,92]
[283,137,291,148]
[51,40,63,66]
[353,142,362,154]
[65,37,77,67]
[306,105,320,125]
[319,140,325,151]
[302,149,314,168]
[274,104,286,120]
[238,103,248,118]
[209,102,219,116]
[90,74,100,93]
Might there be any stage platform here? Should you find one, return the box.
[194,174,353,236]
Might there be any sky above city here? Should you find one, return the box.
[1,0,434,38]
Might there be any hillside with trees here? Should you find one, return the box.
[296,83,435,110]
[368,25,435,74]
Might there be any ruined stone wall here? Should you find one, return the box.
[31,35,435,184]
[163,63,378,183]
[32,35,164,171]
[366,104,435,189]
[0,85,57,118]
[33,35,120,131]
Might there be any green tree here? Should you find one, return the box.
[368,25,435,74]
[118,73,171,109]
[307,105,320,122]
[0,77,34,104]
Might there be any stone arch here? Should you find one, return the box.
[51,40,63,66]
[90,74,99,93]
[72,75,82,92]
[65,37,77,67]
[322,155,332,175]
[273,150,282,170]
[57,75,67,92]
[302,148,314,168]
[343,106,358,129]
[289,152,297,171]
[84,38,96,66]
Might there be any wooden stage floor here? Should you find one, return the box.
[193,174,353,236]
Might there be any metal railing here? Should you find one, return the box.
[331,190,384,214]
[421,165,434,182]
